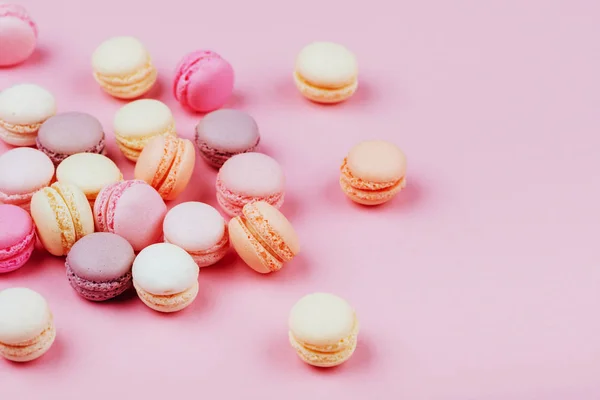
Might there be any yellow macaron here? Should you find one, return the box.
[294,42,358,104]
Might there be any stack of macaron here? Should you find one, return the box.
[0,3,410,368]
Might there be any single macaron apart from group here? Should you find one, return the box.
[92,36,157,99]
[0,83,56,146]
[0,3,38,67]
[0,288,56,362]
[113,99,177,162]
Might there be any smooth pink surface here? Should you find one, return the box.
[0,4,37,67]
[173,50,235,113]
[1,1,599,398]
[0,204,35,272]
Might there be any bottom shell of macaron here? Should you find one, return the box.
[0,322,56,362]
[288,332,358,367]
[133,281,199,313]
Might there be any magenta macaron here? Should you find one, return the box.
[0,204,35,273]
[93,180,167,252]
[66,232,135,301]
[216,152,285,217]
[173,50,234,113]
[36,112,106,165]
[0,4,37,67]
[195,109,260,168]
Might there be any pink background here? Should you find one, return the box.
[1,0,599,398]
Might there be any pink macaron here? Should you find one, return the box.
[0,204,35,273]
[0,4,37,67]
[216,152,285,217]
[173,50,234,113]
[66,232,135,301]
[93,180,167,252]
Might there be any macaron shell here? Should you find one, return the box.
[160,138,195,200]
[112,184,167,251]
[30,186,76,256]
[56,153,122,200]
[0,148,54,198]
[293,72,358,104]
[113,99,175,139]
[243,201,299,259]
[346,140,407,183]
[228,216,282,274]
[0,205,35,273]
[163,202,226,252]
[0,125,38,146]
[0,84,56,125]
[218,152,285,197]
[134,281,199,313]
[92,36,150,76]
[295,42,358,89]
[0,321,55,362]
[0,4,37,67]
[289,329,357,367]
[0,288,51,345]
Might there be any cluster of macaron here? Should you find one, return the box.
[0,4,407,368]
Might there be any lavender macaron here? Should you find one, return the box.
[195,109,260,168]
[36,112,106,165]
[66,232,135,301]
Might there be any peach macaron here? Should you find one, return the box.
[229,201,299,274]
[340,140,407,205]
[134,135,195,201]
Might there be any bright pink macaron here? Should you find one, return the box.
[173,50,234,113]
[0,4,37,67]
[66,232,135,301]
[216,152,285,217]
[0,204,35,273]
[93,180,167,252]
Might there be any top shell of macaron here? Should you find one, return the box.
[0,287,51,345]
[67,232,135,282]
[37,112,104,154]
[132,243,198,295]
[0,84,56,125]
[346,140,406,183]
[218,152,284,196]
[0,204,33,249]
[163,202,226,252]
[0,148,54,195]
[195,109,259,152]
[92,36,151,76]
[295,42,358,89]
[113,99,174,138]
[288,293,356,346]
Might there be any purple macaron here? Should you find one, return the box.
[36,112,106,165]
[66,232,135,301]
[195,109,260,168]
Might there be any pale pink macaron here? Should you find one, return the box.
[93,180,167,252]
[216,152,285,217]
[0,4,37,67]
[0,148,55,210]
[173,50,234,113]
[163,202,229,267]
[0,204,35,273]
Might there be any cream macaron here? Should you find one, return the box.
[56,153,123,205]
[294,42,358,104]
[288,293,359,367]
[132,243,199,313]
[113,99,177,162]
[92,36,157,99]
[0,288,56,362]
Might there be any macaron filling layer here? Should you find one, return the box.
[165,229,229,267]
[51,184,87,243]
[340,159,406,202]
[216,178,284,216]
[0,226,35,272]
[289,324,358,367]
[94,61,157,96]
[134,281,199,312]
[294,72,358,103]
[0,191,35,209]
[40,187,76,252]
[232,216,283,272]
[0,119,41,135]
[0,321,55,361]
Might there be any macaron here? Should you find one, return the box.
[163,202,229,267]
[134,135,195,201]
[294,42,358,104]
[0,147,54,210]
[0,83,56,146]
[66,232,135,301]
[0,205,35,273]
[195,109,260,168]
[0,4,37,67]
[30,182,95,256]
[173,50,234,113]
[216,152,285,217]
[132,243,199,313]
[36,112,106,165]
[92,36,157,99]
[229,201,299,274]
[56,153,122,204]
[288,293,359,367]
[0,288,56,362]
[340,140,407,205]
[113,99,177,162]
[94,180,167,252]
